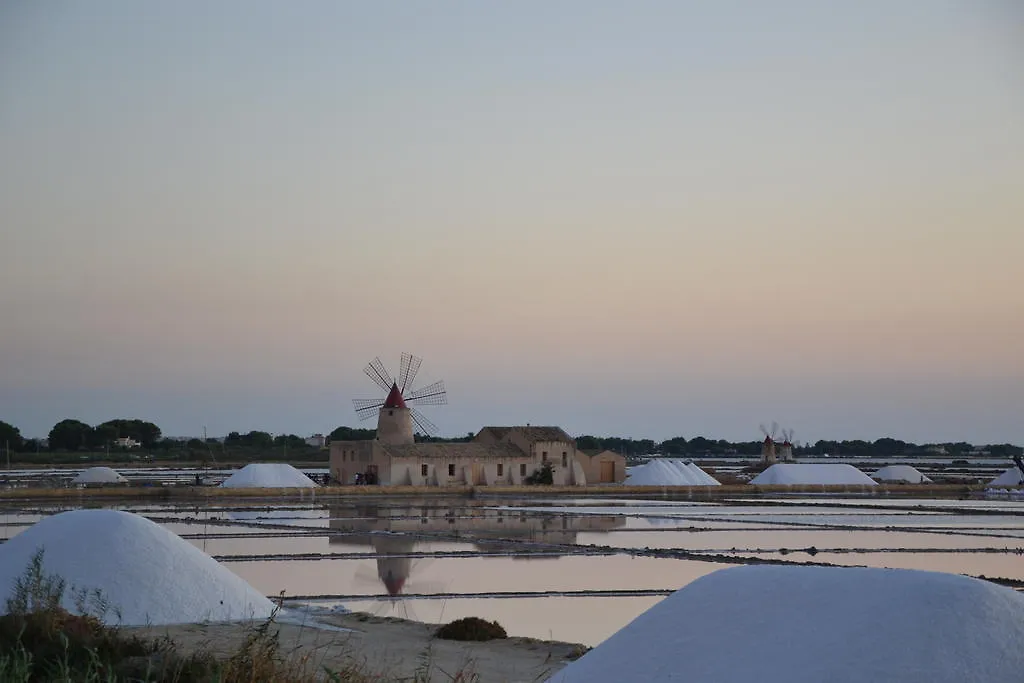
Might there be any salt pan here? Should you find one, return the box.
[71,467,127,485]
[551,565,1024,683]
[220,463,319,488]
[872,464,931,484]
[625,459,720,486]
[989,466,1024,487]
[0,510,274,626]
[751,463,876,486]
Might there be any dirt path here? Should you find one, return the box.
[127,611,585,682]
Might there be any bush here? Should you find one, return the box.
[435,617,507,642]
[525,462,554,485]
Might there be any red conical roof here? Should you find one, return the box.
[383,575,406,596]
[383,382,406,409]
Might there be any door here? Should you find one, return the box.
[471,463,484,485]
[600,461,615,483]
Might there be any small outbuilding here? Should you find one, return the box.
[576,450,627,484]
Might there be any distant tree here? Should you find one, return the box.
[329,426,376,441]
[659,437,688,455]
[186,438,205,450]
[273,434,307,449]
[48,419,93,451]
[241,431,273,448]
[225,431,242,445]
[0,421,24,452]
[94,419,162,448]
[575,435,601,451]
[525,461,554,485]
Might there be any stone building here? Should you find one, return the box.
[329,386,589,486]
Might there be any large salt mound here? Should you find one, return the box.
[0,510,274,626]
[751,463,876,486]
[551,565,1024,683]
[989,466,1024,487]
[71,466,128,484]
[220,463,318,488]
[625,459,720,486]
[873,464,931,484]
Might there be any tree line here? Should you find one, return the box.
[0,419,1021,460]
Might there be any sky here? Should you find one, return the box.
[1,2,1022,444]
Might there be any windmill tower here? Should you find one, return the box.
[353,353,448,445]
[760,422,779,465]
[778,428,796,462]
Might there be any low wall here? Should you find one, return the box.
[0,482,997,502]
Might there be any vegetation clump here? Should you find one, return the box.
[435,617,508,642]
[524,462,554,485]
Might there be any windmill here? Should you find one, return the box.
[778,428,796,462]
[352,352,448,440]
[760,422,779,465]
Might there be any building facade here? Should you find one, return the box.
[330,425,590,487]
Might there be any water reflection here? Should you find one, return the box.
[327,502,626,596]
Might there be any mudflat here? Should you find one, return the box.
[127,610,586,682]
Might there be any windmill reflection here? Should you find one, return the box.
[329,500,626,597]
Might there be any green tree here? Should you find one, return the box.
[0,421,24,452]
[94,419,162,448]
[48,419,93,451]
[329,425,375,441]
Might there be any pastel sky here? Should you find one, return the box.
[2,2,1022,444]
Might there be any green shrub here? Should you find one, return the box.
[435,617,507,642]
[525,462,554,485]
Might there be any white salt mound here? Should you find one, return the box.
[625,459,720,486]
[989,466,1024,487]
[751,463,876,486]
[71,467,127,484]
[220,463,318,488]
[0,510,274,626]
[873,465,931,484]
[550,565,1024,683]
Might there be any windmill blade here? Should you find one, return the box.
[760,424,769,437]
[363,358,394,392]
[398,353,423,394]
[410,408,438,436]
[770,421,779,439]
[405,380,447,406]
[353,398,384,421]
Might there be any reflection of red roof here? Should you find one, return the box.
[384,383,406,409]
[382,575,406,596]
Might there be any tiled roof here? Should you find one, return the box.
[379,442,527,459]
[476,426,573,443]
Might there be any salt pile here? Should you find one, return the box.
[872,465,931,484]
[625,459,720,486]
[751,463,876,486]
[0,510,274,625]
[550,565,1024,683]
[71,466,128,485]
[989,466,1024,487]
[220,463,319,488]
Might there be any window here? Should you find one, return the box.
[448,463,455,476]
[497,463,504,476]
[388,410,394,416]
[421,464,428,476]
[542,451,548,462]
[520,463,527,476]
[562,452,568,467]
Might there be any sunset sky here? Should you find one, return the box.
[2,2,1022,444]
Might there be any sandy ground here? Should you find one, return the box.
[126,611,585,682]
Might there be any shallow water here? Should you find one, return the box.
[3,494,1023,645]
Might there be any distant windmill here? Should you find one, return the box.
[760,422,779,464]
[778,428,796,462]
[353,353,448,439]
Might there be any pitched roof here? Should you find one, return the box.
[378,442,527,460]
[476,426,573,443]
